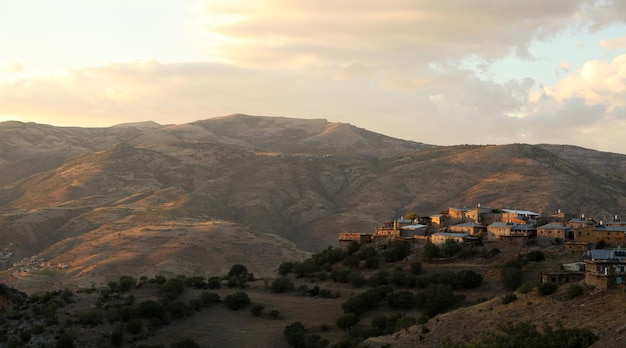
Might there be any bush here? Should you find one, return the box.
[224,291,250,310]
[271,277,294,293]
[269,310,281,319]
[199,291,221,307]
[250,304,264,317]
[126,318,143,334]
[415,284,465,318]
[207,276,221,289]
[502,293,518,304]
[566,284,583,299]
[384,240,411,262]
[410,261,422,275]
[386,290,416,309]
[111,330,123,347]
[537,283,558,296]
[159,277,185,301]
[524,250,545,262]
[336,313,360,330]
[284,321,305,347]
[118,275,136,292]
[501,265,524,291]
[278,261,295,276]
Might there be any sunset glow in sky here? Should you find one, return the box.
[1,0,626,154]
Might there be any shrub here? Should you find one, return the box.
[501,265,524,291]
[207,276,221,289]
[336,313,360,330]
[537,283,558,296]
[410,261,422,275]
[415,284,465,318]
[159,277,185,301]
[502,293,518,304]
[250,304,264,317]
[76,309,102,327]
[111,330,123,347]
[524,250,545,262]
[278,261,295,276]
[269,310,281,319]
[284,321,305,347]
[224,291,250,310]
[386,290,416,309]
[384,240,411,262]
[118,275,136,292]
[566,284,583,299]
[270,277,294,293]
[199,291,221,307]
[364,256,380,269]
[126,318,143,334]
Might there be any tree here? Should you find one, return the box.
[336,313,360,330]
[228,264,249,277]
[501,265,524,290]
[284,321,306,347]
[118,275,136,292]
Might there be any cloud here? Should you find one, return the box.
[0,62,24,72]
[600,35,626,49]
[543,54,626,110]
[197,0,594,72]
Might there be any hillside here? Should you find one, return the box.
[0,115,625,283]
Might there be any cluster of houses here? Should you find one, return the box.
[339,204,626,289]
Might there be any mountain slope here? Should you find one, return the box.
[1,115,625,281]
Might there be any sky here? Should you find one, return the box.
[1,1,626,154]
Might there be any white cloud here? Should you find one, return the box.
[0,62,24,72]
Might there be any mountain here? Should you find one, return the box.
[1,114,625,283]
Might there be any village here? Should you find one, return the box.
[339,204,626,290]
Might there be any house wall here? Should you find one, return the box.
[541,272,585,284]
[449,225,485,236]
[537,227,567,246]
[575,226,625,245]
[430,234,465,245]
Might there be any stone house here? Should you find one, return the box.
[584,248,626,288]
[536,223,573,246]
